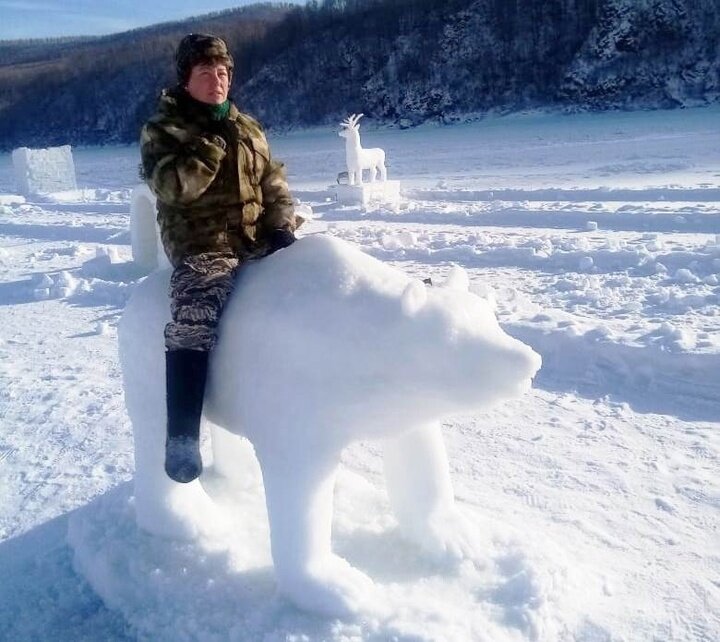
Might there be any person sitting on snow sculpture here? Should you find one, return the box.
[140,33,300,483]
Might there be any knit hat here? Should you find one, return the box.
[175,33,234,85]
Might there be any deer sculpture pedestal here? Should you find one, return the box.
[334,180,401,206]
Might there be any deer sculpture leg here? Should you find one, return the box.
[379,161,387,181]
[383,422,481,562]
[256,442,375,615]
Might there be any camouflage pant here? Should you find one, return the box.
[165,252,240,352]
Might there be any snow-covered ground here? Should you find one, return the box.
[0,106,719,641]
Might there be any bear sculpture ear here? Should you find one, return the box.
[444,265,470,292]
[401,280,428,317]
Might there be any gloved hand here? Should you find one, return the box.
[188,135,226,166]
[267,228,296,254]
[207,134,227,151]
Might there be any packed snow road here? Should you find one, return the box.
[0,106,718,641]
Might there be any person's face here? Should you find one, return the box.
[186,62,230,105]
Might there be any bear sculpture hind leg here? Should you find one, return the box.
[257,444,375,616]
[383,422,482,563]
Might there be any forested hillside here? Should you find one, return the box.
[0,0,718,149]
[0,4,292,149]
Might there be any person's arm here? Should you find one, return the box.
[257,135,296,233]
[140,121,226,206]
[260,150,305,253]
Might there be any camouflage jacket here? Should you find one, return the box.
[140,88,297,266]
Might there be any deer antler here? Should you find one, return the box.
[341,113,364,129]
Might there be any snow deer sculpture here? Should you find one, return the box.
[118,235,541,617]
[338,113,387,185]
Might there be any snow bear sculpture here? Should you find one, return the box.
[118,235,541,616]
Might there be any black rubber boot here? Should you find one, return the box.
[165,348,209,483]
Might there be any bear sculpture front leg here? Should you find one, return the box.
[257,444,375,616]
[125,362,226,541]
[384,423,482,562]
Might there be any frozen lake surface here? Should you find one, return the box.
[0,106,718,641]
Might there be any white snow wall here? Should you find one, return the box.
[130,183,170,272]
[11,145,77,195]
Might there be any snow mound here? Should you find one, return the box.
[25,247,140,306]
[69,467,570,642]
[0,193,25,205]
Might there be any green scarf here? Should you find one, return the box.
[208,100,230,121]
[178,88,230,121]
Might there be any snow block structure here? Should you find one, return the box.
[334,180,401,206]
[11,145,77,196]
[110,235,541,617]
[129,184,171,272]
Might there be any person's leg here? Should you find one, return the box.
[163,348,209,482]
[164,251,239,482]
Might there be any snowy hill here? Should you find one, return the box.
[0,106,719,640]
[1,0,720,148]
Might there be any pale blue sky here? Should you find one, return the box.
[0,0,304,41]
